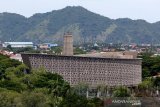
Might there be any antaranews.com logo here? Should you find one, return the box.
[104,98,141,106]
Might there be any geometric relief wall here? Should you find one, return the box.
[22,54,142,87]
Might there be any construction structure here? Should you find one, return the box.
[62,33,73,56]
[21,34,142,88]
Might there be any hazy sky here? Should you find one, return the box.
[0,0,160,23]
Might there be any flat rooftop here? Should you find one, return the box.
[75,51,138,59]
[21,53,141,61]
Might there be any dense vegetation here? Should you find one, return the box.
[1,6,160,44]
[0,54,103,107]
[135,53,160,97]
[140,53,160,79]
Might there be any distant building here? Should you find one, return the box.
[3,42,33,48]
[10,54,23,62]
[39,43,58,49]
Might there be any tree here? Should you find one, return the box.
[74,47,86,55]
[137,78,154,97]
[154,77,160,87]
[140,53,160,79]
[59,91,89,107]
[142,67,151,79]
[21,91,48,107]
[51,46,62,55]
[0,89,22,107]
[0,54,22,80]
[112,86,131,97]
[6,45,12,51]
[74,82,88,97]
[88,97,103,107]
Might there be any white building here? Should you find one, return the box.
[10,54,23,62]
[3,42,33,48]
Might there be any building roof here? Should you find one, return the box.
[21,53,142,61]
[75,51,138,59]
[4,42,33,45]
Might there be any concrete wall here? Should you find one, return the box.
[22,54,142,88]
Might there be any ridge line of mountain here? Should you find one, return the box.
[0,6,160,44]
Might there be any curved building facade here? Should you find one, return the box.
[21,53,142,87]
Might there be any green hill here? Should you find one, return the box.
[0,6,160,44]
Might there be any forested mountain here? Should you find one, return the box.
[0,6,160,44]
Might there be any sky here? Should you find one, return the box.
[0,0,160,23]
